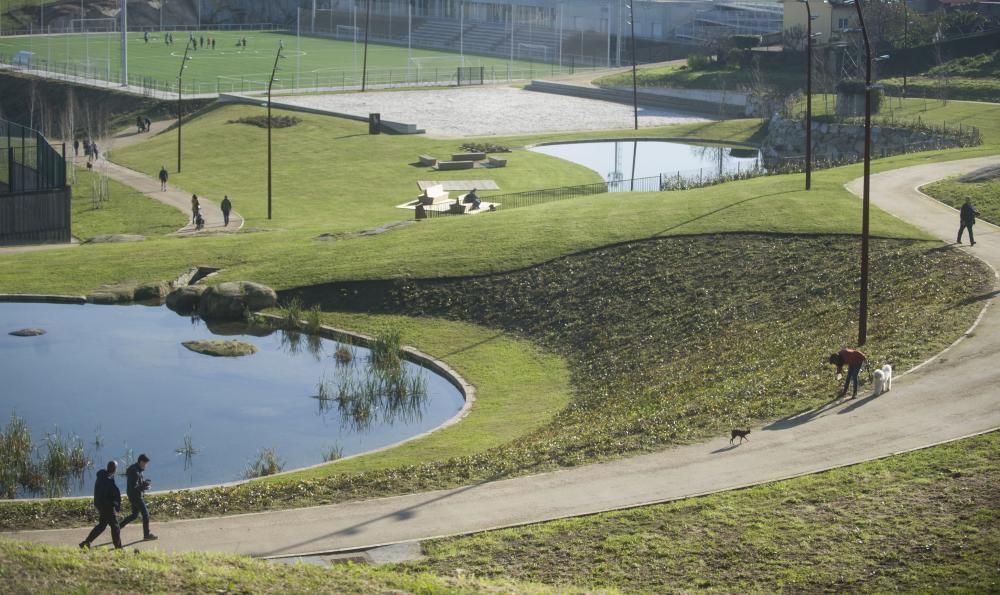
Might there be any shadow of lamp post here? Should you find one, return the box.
[176,38,194,173]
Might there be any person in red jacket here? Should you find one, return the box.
[829,348,867,399]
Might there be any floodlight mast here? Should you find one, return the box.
[798,0,825,191]
[266,41,286,221]
[627,1,638,130]
[361,0,372,91]
[176,39,194,173]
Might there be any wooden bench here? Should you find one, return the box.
[434,160,475,171]
[418,154,438,167]
[418,184,450,205]
[451,152,486,162]
[486,157,507,168]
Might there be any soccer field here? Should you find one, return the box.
[0,30,567,93]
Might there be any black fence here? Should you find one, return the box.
[1,119,66,194]
[457,66,485,86]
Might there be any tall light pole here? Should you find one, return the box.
[266,41,285,221]
[627,1,638,130]
[120,0,128,87]
[361,0,371,90]
[176,38,193,173]
[847,0,873,347]
[902,0,908,95]
[799,0,823,190]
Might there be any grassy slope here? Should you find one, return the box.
[410,431,1000,593]
[0,540,589,595]
[2,235,989,530]
[883,50,1000,103]
[596,63,800,94]
[71,167,184,239]
[921,177,1000,227]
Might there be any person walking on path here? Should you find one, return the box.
[221,195,232,226]
[119,454,157,541]
[73,139,79,157]
[958,197,980,247]
[79,461,123,550]
[830,348,867,399]
[158,166,169,191]
[191,194,200,224]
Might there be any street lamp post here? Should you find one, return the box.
[847,0,873,346]
[266,41,286,221]
[627,1,638,130]
[361,0,372,91]
[902,0,908,95]
[798,0,823,191]
[176,39,193,173]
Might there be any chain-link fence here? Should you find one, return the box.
[1,119,66,194]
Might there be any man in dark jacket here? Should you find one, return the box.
[79,461,123,549]
[958,197,980,246]
[120,454,157,541]
[221,195,232,226]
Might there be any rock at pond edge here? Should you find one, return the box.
[182,340,259,357]
[9,328,46,337]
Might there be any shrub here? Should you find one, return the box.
[226,115,300,129]
[244,448,284,479]
[370,328,403,369]
[687,53,714,70]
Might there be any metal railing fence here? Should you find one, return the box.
[0,119,66,194]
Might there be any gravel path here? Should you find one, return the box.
[276,85,710,138]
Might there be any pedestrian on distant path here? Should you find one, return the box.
[144,31,149,44]
[90,142,100,162]
[211,37,216,50]
[136,115,144,134]
[73,139,79,157]
[119,454,157,541]
[199,36,204,49]
[82,138,91,159]
[221,195,232,226]
[79,461,123,550]
[829,348,867,399]
[957,196,980,247]
[144,117,152,132]
[191,195,200,224]
[158,166,168,191]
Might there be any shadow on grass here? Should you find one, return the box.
[653,190,797,237]
[945,288,1000,310]
[440,332,505,359]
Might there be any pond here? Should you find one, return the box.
[0,303,466,498]
[530,140,763,191]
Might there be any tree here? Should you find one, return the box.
[943,10,987,36]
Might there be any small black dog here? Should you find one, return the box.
[730,429,751,444]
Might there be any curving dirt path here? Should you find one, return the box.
[5,156,999,558]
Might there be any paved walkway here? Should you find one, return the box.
[6,157,999,557]
[87,122,245,234]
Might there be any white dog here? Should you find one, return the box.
[872,364,893,396]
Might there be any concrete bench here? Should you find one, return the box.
[451,152,486,162]
[434,160,475,171]
[418,184,450,205]
[418,154,438,167]
[486,157,507,168]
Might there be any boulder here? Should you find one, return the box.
[166,285,207,314]
[134,281,172,302]
[197,282,278,320]
[182,340,259,357]
[87,284,136,304]
[9,328,46,337]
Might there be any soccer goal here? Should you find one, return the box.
[517,42,550,63]
[335,25,360,41]
[408,56,460,83]
[71,18,117,34]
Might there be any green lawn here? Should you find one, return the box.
[0,30,565,93]
[409,430,1000,593]
[71,167,184,239]
[0,540,581,594]
[595,62,802,94]
[921,176,1000,227]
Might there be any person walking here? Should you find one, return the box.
[829,348,867,399]
[73,139,79,157]
[145,117,152,132]
[158,166,169,191]
[957,197,981,247]
[91,141,100,161]
[79,461,123,550]
[211,37,216,50]
[191,194,200,224]
[119,454,157,541]
[221,195,232,226]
